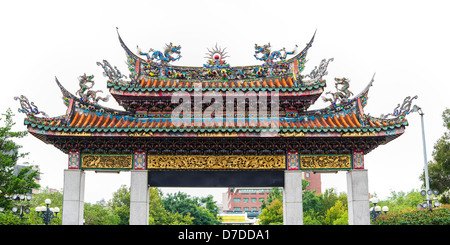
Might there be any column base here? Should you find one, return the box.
[283,170,303,225]
[130,170,149,225]
[347,169,370,225]
[62,169,85,225]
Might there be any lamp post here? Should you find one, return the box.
[35,199,60,225]
[418,189,440,211]
[414,107,443,212]
[417,108,433,203]
[11,193,32,219]
[369,197,389,222]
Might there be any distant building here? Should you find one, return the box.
[304,171,321,194]
[222,187,271,218]
[222,171,321,216]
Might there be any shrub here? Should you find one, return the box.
[373,204,450,225]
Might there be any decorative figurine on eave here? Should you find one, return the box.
[76,74,110,104]
[14,95,49,118]
[322,77,353,107]
[137,42,182,65]
[381,95,419,119]
[97,60,130,86]
[302,58,334,84]
[254,43,297,65]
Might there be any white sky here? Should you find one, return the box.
[1,0,449,204]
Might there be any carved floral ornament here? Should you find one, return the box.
[81,154,133,169]
[300,155,352,170]
[76,153,355,170]
[147,155,286,170]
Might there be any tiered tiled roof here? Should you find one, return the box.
[25,107,407,135]
[18,31,409,155]
[24,74,407,141]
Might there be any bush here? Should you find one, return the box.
[373,205,450,225]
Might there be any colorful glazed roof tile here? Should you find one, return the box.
[23,74,407,138]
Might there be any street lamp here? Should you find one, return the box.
[418,189,440,211]
[11,193,32,219]
[384,99,438,211]
[370,197,389,222]
[35,199,60,225]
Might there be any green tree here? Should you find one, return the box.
[0,209,30,225]
[148,187,193,225]
[420,108,450,193]
[0,187,63,225]
[373,204,450,225]
[438,189,450,205]
[322,200,348,225]
[107,185,130,225]
[374,190,423,213]
[28,187,63,225]
[303,189,322,214]
[84,201,120,225]
[201,195,220,218]
[162,192,221,225]
[107,186,196,225]
[260,187,282,210]
[259,184,350,225]
[303,211,323,225]
[260,180,309,210]
[318,188,342,215]
[303,188,348,225]
[0,109,39,211]
[258,198,283,225]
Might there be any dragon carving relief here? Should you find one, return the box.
[137,42,182,65]
[322,77,354,105]
[76,74,110,104]
[254,43,297,65]
[381,95,420,119]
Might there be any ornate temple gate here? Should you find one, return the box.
[17,30,409,225]
[60,136,377,225]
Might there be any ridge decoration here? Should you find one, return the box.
[381,95,419,119]
[137,42,182,65]
[76,74,110,104]
[322,77,353,106]
[254,43,298,65]
[14,95,49,118]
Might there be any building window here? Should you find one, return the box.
[251,198,257,203]
[243,198,249,203]
[233,207,241,211]
[305,172,310,178]
[251,207,257,211]
[243,207,249,212]
[234,198,241,203]
[259,198,264,203]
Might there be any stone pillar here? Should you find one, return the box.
[283,170,303,225]
[347,169,370,225]
[130,170,149,225]
[62,169,85,225]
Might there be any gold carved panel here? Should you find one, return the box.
[81,154,133,169]
[300,155,351,170]
[147,155,285,170]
